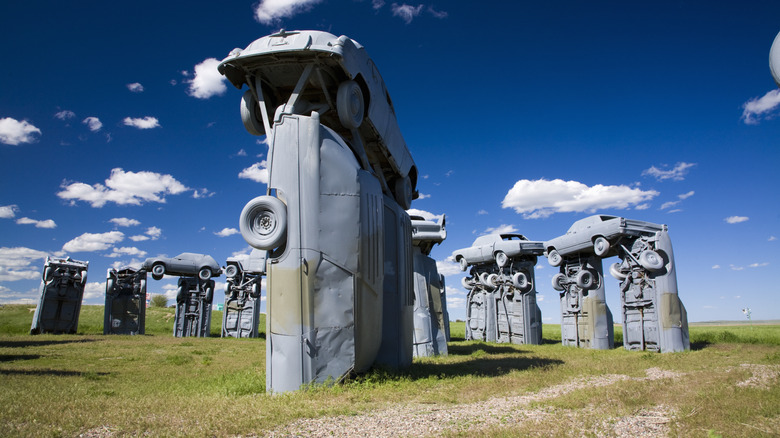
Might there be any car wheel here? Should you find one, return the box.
[198,267,212,281]
[495,251,509,268]
[106,278,116,295]
[240,90,265,136]
[176,286,186,303]
[461,277,474,289]
[576,270,594,289]
[593,236,610,257]
[512,271,530,291]
[225,265,239,279]
[479,272,489,285]
[240,196,288,250]
[486,274,499,289]
[639,250,664,271]
[551,273,566,291]
[152,263,165,278]
[548,249,562,267]
[43,267,52,282]
[336,80,364,130]
[609,262,627,280]
[458,257,468,272]
[250,283,260,299]
[139,279,146,293]
[204,285,214,304]
[392,176,413,210]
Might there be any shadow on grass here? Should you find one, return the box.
[0,339,98,348]
[409,355,564,379]
[0,368,110,377]
[448,343,522,356]
[0,354,41,362]
[690,340,711,351]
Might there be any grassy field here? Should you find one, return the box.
[0,304,778,437]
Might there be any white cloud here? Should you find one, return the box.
[123,116,160,129]
[16,217,56,229]
[729,264,744,271]
[712,264,721,269]
[110,217,140,227]
[62,231,124,253]
[214,227,239,237]
[725,216,749,224]
[483,224,518,235]
[770,236,777,242]
[107,246,147,258]
[742,89,780,125]
[477,209,489,215]
[254,0,323,24]
[126,82,144,93]
[82,116,102,132]
[502,178,658,219]
[236,149,247,157]
[391,3,423,24]
[445,285,466,309]
[427,6,447,18]
[145,226,162,240]
[642,162,696,181]
[436,257,462,277]
[239,161,269,184]
[634,203,650,210]
[54,110,75,120]
[0,247,48,281]
[0,205,18,219]
[83,282,105,300]
[129,235,149,242]
[0,117,41,145]
[678,190,695,200]
[187,58,227,99]
[406,208,443,223]
[749,262,769,268]
[57,168,189,207]
[372,0,385,9]
[192,188,214,199]
[417,193,431,200]
[660,200,679,210]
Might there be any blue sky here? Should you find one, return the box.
[1,0,779,324]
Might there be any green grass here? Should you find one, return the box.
[0,304,778,437]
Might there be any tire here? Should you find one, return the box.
[552,273,566,291]
[152,263,165,278]
[204,286,214,304]
[576,270,594,289]
[240,196,288,250]
[392,176,413,210]
[80,272,88,285]
[198,267,212,281]
[593,236,610,257]
[240,90,265,136]
[250,283,260,299]
[479,272,489,285]
[225,265,239,279]
[548,249,562,267]
[106,278,116,295]
[139,279,146,293]
[486,274,499,289]
[336,80,364,130]
[43,267,52,282]
[461,277,474,289]
[458,257,468,272]
[495,251,508,268]
[512,271,530,291]
[176,286,186,303]
[639,250,664,271]
[609,262,627,280]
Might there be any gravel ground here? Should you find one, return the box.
[266,368,682,438]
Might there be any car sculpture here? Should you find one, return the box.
[453,234,544,272]
[104,267,147,335]
[770,30,780,86]
[410,215,449,357]
[142,253,221,281]
[31,257,89,334]
[223,249,266,338]
[544,215,664,267]
[218,29,418,392]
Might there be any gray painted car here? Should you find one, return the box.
[452,234,544,271]
[142,253,222,281]
[218,29,418,210]
[544,215,664,266]
[31,257,89,334]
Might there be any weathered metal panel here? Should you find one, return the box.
[104,268,146,335]
[31,257,89,335]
